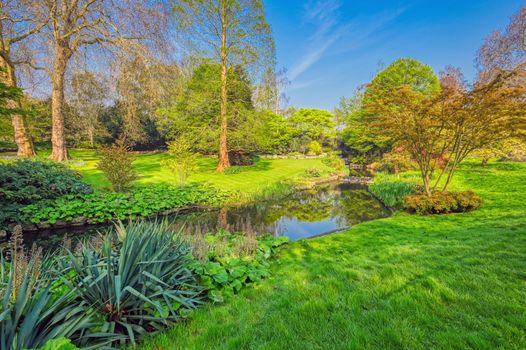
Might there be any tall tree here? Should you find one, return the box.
[0,0,47,157]
[173,0,275,171]
[40,0,170,161]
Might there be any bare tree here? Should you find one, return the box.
[0,0,47,157]
[39,0,170,161]
[173,0,275,171]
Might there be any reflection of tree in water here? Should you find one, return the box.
[168,183,390,237]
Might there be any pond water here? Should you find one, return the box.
[19,182,390,250]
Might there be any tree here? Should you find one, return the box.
[160,63,255,154]
[173,0,275,171]
[65,71,107,147]
[477,6,525,77]
[340,58,441,164]
[41,0,170,161]
[366,66,526,195]
[0,0,47,156]
[288,108,336,153]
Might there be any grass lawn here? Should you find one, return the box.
[35,149,333,194]
[135,161,526,350]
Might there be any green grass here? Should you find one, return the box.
[34,149,333,195]
[135,161,526,350]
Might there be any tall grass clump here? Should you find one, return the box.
[369,173,420,208]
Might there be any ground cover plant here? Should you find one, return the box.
[20,184,226,226]
[134,162,526,350]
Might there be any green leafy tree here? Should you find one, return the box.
[340,58,440,164]
[173,0,275,171]
[256,110,295,154]
[288,108,336,153]
[160,63,255,154]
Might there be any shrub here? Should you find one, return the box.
[21,184,226,225]
[404,191,483,215]
[369,179,418,208]
[56,221,203,347]
[0,160,92,231]
[161,138,199,185]
[96,139,137,191]
[305,167,321,177]
[34,338,79,350]
[307,141,322,155]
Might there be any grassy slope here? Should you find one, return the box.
[37,150,332,194]
[136,161,526,350]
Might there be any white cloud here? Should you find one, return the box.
[288,2,406,81]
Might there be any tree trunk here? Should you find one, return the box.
[216,0,230,172]
[1,58,35,157]
[50,46,71,161]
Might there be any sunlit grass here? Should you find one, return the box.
[135,161,526,350]
[36,149,333,196]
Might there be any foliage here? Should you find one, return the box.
[33,338,79,350]
[304,167,321,178]
[322,155,345,172]
[404,191,483,215]
[307,141,322,155]
[56,221,202,346]
[257,110,295,154]
[288,108,336,152]
[369,174,419,208]
[340,59,440,164]
[0,160,92,231]
[188,231,288,303]
[378,146,418,173]
[21,184,225,225]
[161,137,199,185]
[0,229,92,350]
[0,160,92,204]
[0,70,24,119]
[96,139,138,191]
[159,63,257,154]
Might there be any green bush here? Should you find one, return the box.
[369,179,418,208]
[33,338,79,350]
[305,167,321,177]
[404,191,483,215]
[307,141,322,155]
[0,160,92,231]
[161,138,199,185]
[21,184,226,225]
[56,220,202,347]
[96,139,137,191]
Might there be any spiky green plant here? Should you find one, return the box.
[0,230,92,350]
[58,220,203,346]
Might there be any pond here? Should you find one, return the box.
[19,182,390,250]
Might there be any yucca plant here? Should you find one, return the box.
[58,220,203,346]
[0,228,92,350]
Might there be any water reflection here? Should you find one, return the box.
[169,183,390,241]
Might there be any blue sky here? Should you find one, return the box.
[265,0,524,110]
